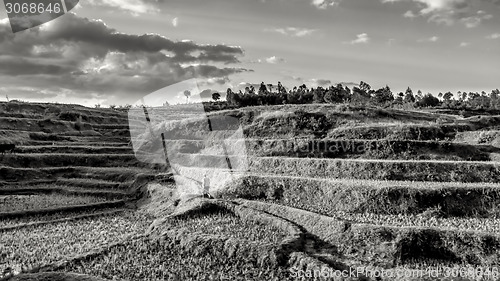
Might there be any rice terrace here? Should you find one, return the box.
[1,85,500,281]
[2,0,500,279]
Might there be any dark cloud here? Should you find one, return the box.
[0,57,75,76]
[0,13,249,105]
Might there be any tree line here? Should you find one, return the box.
[220,81,500,111]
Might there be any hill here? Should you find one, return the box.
[2,101,500,281]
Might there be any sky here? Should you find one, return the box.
[0,0,499,106]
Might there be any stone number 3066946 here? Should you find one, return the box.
[5,2,62,14]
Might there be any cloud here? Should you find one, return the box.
[310,79,332,86]
[404,10,418,18]
[172,17,178,27]
[254,56,286,64]
[289,76,335,87]
[382,0,493,27]
[486,33,500,39]
[460,11,493,28]
[86,0,160,15]
[311,0,340,9]
[418,35,440,42]
[265,27,317,37]
[0,13,250,105]
[349,33,370,44]
[459,42,471,47]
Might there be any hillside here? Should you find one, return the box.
[2,101,500,280]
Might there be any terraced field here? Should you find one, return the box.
[153,105,500,280]
[0,102,159,279]
[3,102,500,280]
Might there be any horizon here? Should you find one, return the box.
[0,0,499,107]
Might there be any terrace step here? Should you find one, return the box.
[0,186,130,200]
[16,146,134,154]
[0,167,75,182]
[248,156,500,183]
[0,200,127,219]
[24,141,131,147]
[163,138,494,161]
[68,167,151,181]
[76,136,132,143]
[222,174,500,218]
[0,208,127,232]
[0,154,141,168]
[56,178,133,190]
[240,199,500,269]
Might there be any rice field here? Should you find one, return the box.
[0,211,154,276]
[58,236,293,281]
[0,194,109,213]
[168,209,288,244]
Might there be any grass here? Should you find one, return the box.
[248,157,500,183]
[333,211,500,234]
[56,178,132,190]
[0,167,74,182]
[68,167,150,182]
[0,211,153,276]
[0,208,125,230]
[239,200,500,269]
[0,194,108,213]
[165,138,492,161]
[56,236,293,281]
[219,175,500,217]
[16,146,133,155]
[0,154,141,168]
[168,208,287,245]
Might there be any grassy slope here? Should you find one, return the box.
[5,102,500,280]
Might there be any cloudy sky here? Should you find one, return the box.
[0,0,499,106]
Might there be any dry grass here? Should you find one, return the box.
[0,194,108,213]
[239,200,500,269]
[219,175,500,217]
[168,208,287,244]
[57,235,293,281]
[0,154,141,168]
[0,211,153,276]
[249,157,500,182]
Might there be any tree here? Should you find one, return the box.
[267,84,273,93]
[416,93,440,107]
[352,86,371,105]
[313,87,325,104]
[395,92,404,104]
[490,89,500,109]
[404,90,415,103]
[416,90,423,101]
[405,87,413,97]
[443,92,453,101]
[323,89,334,103]
[226,88,240,106]
[360,81,371,93]
[373,85,394,105]
[184,90,191,103]
[277,81,285,94]
[258,82,268,95]
[212,92,221,101]
[345,86,351,95]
